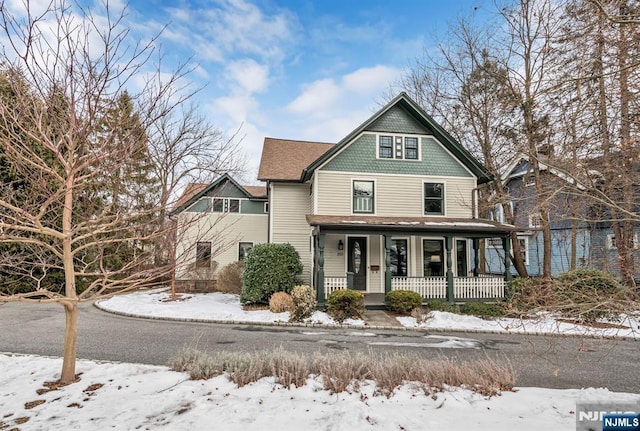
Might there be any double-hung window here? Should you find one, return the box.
[424,183,444,215]
[238,242,253,261]
[379,136,393,158]
[195,242,212,268]
[212,198,240,213]
[353,180,374,214]
[404,137,418,160]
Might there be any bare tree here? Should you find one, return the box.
[0,0,230,383]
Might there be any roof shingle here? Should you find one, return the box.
[257,137,334,181]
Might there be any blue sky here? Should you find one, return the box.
[8,0,492,183]
[122,0,495,182]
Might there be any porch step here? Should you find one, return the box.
[362,310,403,327]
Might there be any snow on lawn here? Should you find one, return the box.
[98,289,365,326]
[99,289,639,338]
[398,311,640,339]
[1,354,638,431]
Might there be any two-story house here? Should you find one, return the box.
[258,93,515,304]
[173,173,268,291]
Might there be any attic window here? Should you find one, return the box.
[212,198,240,213]
[378,134,420,160]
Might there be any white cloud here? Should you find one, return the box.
[286,79,342,114]
[342,65,402,95]
[225,59,270,94]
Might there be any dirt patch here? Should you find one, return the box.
[83,383,104,393]
[24,400,45,410]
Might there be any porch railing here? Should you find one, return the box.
[390,275,505,300]
[391,277,447,299]
[453,276,505,299]
[324,276,347,299]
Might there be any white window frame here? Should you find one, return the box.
[607,233,639,250]
[238,241,254,261]
[376,133,422,161]
[263,202,269,213]
[351,179,376,215]
[517,236,529,265]
[528,213,542,229]
[485,238,503,249]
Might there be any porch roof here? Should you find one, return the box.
[306,215,515,236]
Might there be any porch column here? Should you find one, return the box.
[472,239,480,277]
[445,236,454,303]
[383,235,392,294]
[502,235,512,283]
[316,234,326,305]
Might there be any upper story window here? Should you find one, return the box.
[424,182,444,215]
[528,213,542,229]
[353,180,374,214]
[378,135,421,160]
[607,233,639,250]
[212,198,240,213]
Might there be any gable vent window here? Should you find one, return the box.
[378,135,420,160]
[212,198,240,213]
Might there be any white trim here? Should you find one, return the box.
[351,178,377,215]
[237,241,254,261]
[312,171,319,214]
[268,182,274,242]
[263,202,269,213]
[607,233,640,250]
[375,132,423,161]
[420,237,447,277]
[389,236,410,277]
[314,132,477,180]
[422,180,446,217]
[516,236,529,265]
[528,213,542,229]
[318,169,473,181]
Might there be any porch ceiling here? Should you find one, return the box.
[306,214,516,236]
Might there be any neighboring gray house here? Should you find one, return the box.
[485,155,639,279]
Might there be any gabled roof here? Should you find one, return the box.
[172,173,267,214]
[502,154,586,190]
[257,138,334,181]
[301,92,493,183]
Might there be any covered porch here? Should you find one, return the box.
[307,215,516,306]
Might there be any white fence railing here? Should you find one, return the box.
[324,277,347,299]
[391,277,448,299]
[453,276,505,299]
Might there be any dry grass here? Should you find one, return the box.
[269,292,294,313]
[170,348,516,397]
[216,262,243,294]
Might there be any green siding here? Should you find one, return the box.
[321,134,472,177]
[205,180,246,199]
[367,105,430,135]
[241,200,267,214]
[186,198,210,212]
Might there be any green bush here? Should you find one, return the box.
[385,290,423,314]
[555,269,623,294]
[326,289,365,323]
[241,243,303,304]
[426,299,458,313]
[461,302,506,319]
[290,285,317,322]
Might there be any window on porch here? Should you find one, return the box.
[353,180,374,213]
[423,239,444,276]
[390,239,407,276]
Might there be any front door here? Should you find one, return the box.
[348,236,367,291]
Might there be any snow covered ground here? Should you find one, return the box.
[98,289,639,338]
[1,353,638,431]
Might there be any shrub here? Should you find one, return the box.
[326,289,365,323]
[461,302,506,319]
[216,262,243,294]
[269,292,294,313]
[410,307,430,324]
[290,285,317,322]
[555,269,623,294]
[241,243,303,304]
[426,299,458,313]
[385,290,423,314]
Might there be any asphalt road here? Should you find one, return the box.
[0,301,638,393]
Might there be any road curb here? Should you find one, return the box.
[93,300,639,341]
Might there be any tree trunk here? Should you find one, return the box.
[60,301,78,384]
